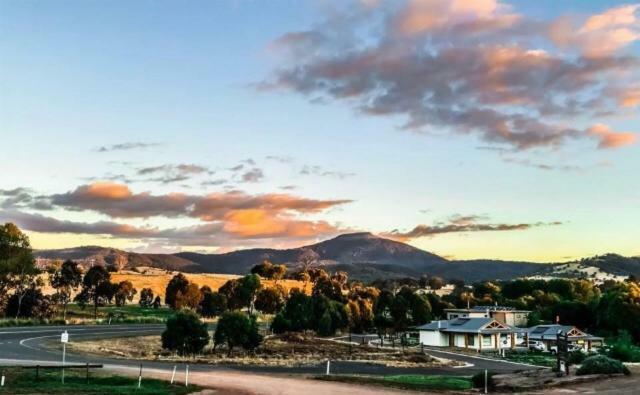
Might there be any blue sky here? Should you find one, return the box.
[1,0,639,261]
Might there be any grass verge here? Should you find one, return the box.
[0,368,200,394]
[316,374,473,391]
[502,351,556,367]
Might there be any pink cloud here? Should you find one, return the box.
[589,123,637,149]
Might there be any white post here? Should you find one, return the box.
[138,364,142,388]
[170,365,177,384]
[1,373,4,387]
[326,360,330,375]
[62,342,66,384]
[61,330,69,384]
[484,369,488,394]
[185,365,189,387]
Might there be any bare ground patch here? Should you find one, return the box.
[68,333,460,368]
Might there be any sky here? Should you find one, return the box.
[0,0,639,262]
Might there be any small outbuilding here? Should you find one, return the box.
[525,325,604,351]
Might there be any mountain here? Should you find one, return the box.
[34,233,639,282]
[35,233,545,281]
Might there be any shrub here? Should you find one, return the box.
[214,311,263,355]
[606,331,640,362]
[576,355,630,376]
[161,310,210,356]
[471,371,496,390]
[568,351,587,365]
[271,313,291,334]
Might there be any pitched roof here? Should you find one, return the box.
[526,325,587,338]
[415,317,517,333]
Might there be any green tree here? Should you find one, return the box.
[50,259,82,320]
[174,283,203,310]
[139,288,154,308]
[0,223,39,318]
[161,310,210,356]
[199,291,227,317]
[220,274,262,312]
[273,289,313,332]
[165,273,189,309]
[254,286,286,315]
[114,280,137,307]
[74,265,112,319]
[214,311,263,355]
[5,285,54,319]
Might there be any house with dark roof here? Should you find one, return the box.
[445,306,530,327]
[415,317,522,350]
[525,325,604,351]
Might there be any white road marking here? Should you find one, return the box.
[422,347,549,369]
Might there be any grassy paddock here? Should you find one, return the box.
[0,305,173,327]
[0,367,200,394]
[316,374,473,391]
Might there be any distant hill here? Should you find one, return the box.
[36,246,199,272]
[34,233,639,283]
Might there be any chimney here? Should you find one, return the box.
[486,308,490,318]
[437,320,441,329]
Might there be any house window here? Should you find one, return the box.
[467,334,475,346]
[482,335,492,347]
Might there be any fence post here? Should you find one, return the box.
[170,365,177,384]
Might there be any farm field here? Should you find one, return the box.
[39,267,309,302]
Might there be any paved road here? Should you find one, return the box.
[0,325,539,394]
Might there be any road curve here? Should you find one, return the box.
[0,325,536,394]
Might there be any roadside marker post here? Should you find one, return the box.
[484,369,488,394]
[326,360,330,375]
[61,330,69,384]
[185,365,189,387]
[170,365,177,384]
[1,370,5,387]
[138,364,142,388]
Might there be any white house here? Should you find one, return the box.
[416,317,522,351]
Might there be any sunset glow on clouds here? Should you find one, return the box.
[0,0,638,260]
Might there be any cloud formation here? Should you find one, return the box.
[96,142,161,152]
[259,0,638,152]
[300,165,355,179]
[135,163,213,184]
[382,214,562,241]
[0,182,352,248]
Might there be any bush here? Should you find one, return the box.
[576,355,630,376]
[214,311,263,355]
[271,312,291,334]
[606,331,640,362]
[568,351,587,365]
[472,371,496,390]
[161,310,210,356]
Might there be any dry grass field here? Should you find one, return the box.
[40,267,310,302]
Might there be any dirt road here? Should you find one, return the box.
[109,364,422,395]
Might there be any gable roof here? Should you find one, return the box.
[415,317,517,333]
[526,325,587,339]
